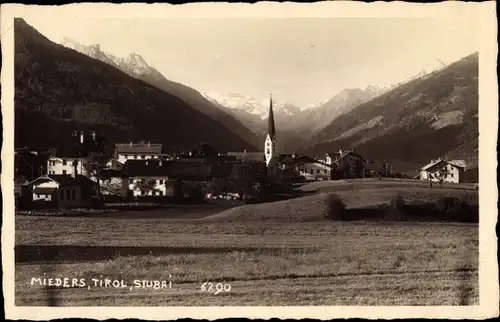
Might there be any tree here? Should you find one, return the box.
[207,177,229,196]
[83,153,110,199]
[198,142,216,157]
[133,178,158,196]
[228,162,257,200]
[348,158,365,178]
[438,165,450,188]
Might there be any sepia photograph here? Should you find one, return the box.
[1,1,498,319]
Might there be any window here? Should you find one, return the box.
[66,190,70,200]
[62,170,67,175]
[141,155,145,159]
[316,169,320,174]
[134,155,137,159]
[266,149,270,154]
[60,190,64,200]
[62,160,67,166]
[451,173,454,178]
[72,189,76,200]
[324,169,328,174]
[310,169,314,174]
[159,180,164,184]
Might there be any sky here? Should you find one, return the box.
[23,16,479,107]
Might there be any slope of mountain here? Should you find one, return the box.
[301,53,478,174]
[61,37,260,150]
[286,86,390,135]
[14,19,258,152]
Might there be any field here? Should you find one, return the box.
[15,179,479,306]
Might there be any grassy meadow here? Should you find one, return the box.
[15,179,479,306]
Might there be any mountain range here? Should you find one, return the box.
[302,52,478,174]
[14,18,477,174]
[204,85,394,152]
[14,19,259,153]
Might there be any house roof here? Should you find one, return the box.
[101,169,124,178]
[50,147,86,158]
[33,187,57,194]
[227,152,265,162]
[331,151,367,163]
[421,159,466,171]
[449,160,467,168]
[210,162,235,178]
[31,174,97,188]
[122,159,268,180]
[294,155,333,167]
[115,142,163,154]
[122,159,212,180]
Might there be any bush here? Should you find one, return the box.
[435,197,478,222]
[325,194,347,220]
[436,197,465,214]
[389,194,406,211]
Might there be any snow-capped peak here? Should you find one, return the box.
[60,37,154,78]
[202,92,301,120]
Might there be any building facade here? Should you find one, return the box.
[113,142,163,168]
[294,156,333,181]
[47,156,87,176]
[322,148,367,179]
[30,174,97,208]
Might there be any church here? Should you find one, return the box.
[264,94,279,175]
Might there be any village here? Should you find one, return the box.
[14,98,473,211]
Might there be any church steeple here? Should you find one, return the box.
[264,94,278,172]
[268,94,276,139]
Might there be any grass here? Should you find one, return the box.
[14,179,479,306]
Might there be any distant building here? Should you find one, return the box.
[46,148,87,176]
[29,174,98,208]
[227,151,265,162]
[15,147,48,180]
[112,142,164,169]
[419,158,467,184]
[322,147,367,179]
[292,155,333,181]
[120,159,212,199]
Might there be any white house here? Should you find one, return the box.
[120,159,178,198]
[419,159,467,184]
[126,177,176,197]
[293,156,333,181]
[47,156,87,176]
[29,174,97,208]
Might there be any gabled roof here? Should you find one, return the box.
[421,159,466,171]
[101,169,124,178]
[50,147,85,158]
[115,142,163,154]
[122,159,212,180]
[332,151,367,163]
[449,160,467,168]
[294,155,333,167]
[227,152,265,162]
[33,187,57,194]
[30,174,97,188]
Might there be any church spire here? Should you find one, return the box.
[268,94,276,138]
